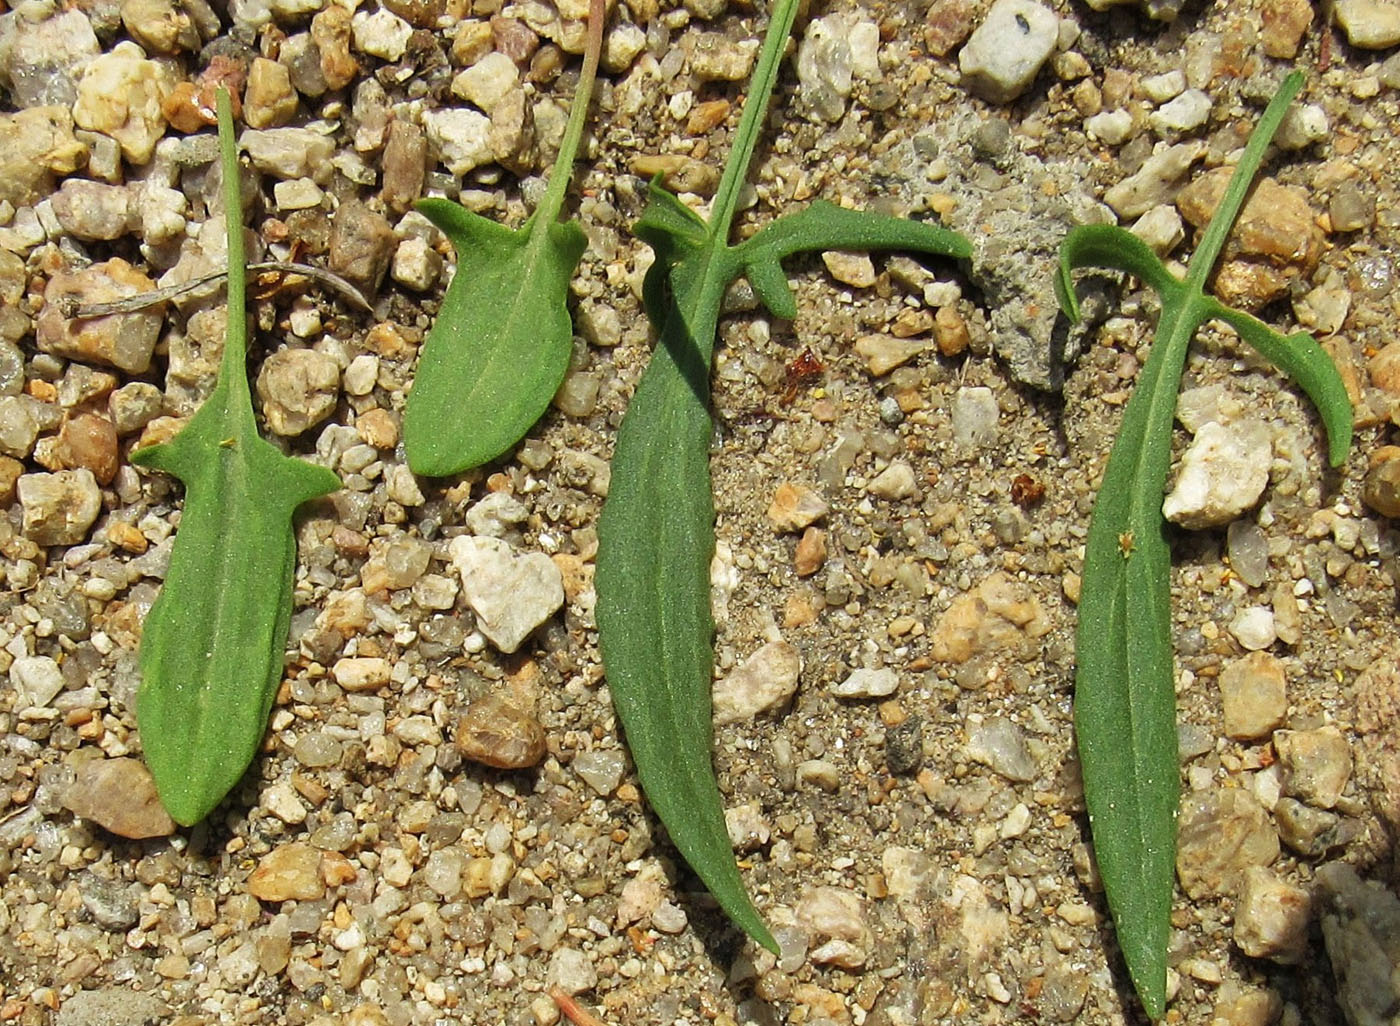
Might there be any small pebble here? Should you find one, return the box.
[821,250,876,288]
[885,716,924,775]
[869,461,919,500]
[1229,606,1277,651]
[1163,420,1272,530]
[1233,866,1309,964]
[833,667,899,699]
[794,526,826,577]
[1220,651,1286,740]
[1273,797,1342,857]
[767,482,828,532]
[61,758,175,839]
[854,335,927,376]
[958,0,1060,104]
[1226,520,1269,588]
[796,887,873,968]
[1275,726,1352,809]
[450,536,564,653]
[71,43,169,164]
[547,949,598,996]
[256,349,341,436]
[248,842,327,902]
[573,750,627,796]
[965,716,1037,781]
[1335,0,1400,48]
[18,469,102,545]
[712,641,802,725]
[11,655,65,710]
[457,694,547,769]
[951,386,999,447]
[1105,142,1203,218]
[1176,789,1279,899]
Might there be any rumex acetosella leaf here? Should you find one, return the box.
[132,89,341,827]
[403,0,604,477]
[1057,70,1351,1019]
[596,0,970,952]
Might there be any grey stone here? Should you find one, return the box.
[463,492,528,537]
[51,179,131,240]
[958,0,1059,104]
[449,535,564,653]
[965,716,1037,781]
[573,750,627,796]
[1104,142,1204,218]
[1316,862,1400,1026]
[952,386,999,447]
[240,127,337,182]
[54,987,167,1026]
[80,875,140,930]
[1,8,100,107]
[1226,520,1270,588]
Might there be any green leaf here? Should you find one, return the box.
[403,0,605,477]
[132,88,340,827]
[1058,69,1351,1019]
[596,0,969,953]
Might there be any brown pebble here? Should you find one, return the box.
[686,99,731,135]
[924,0,975,56]
[455,693,547,770]
[492,15,540,65]
[1363,446,1400,518]
[0,456,22,506]
[62,757,176,839]
[767,481,828,532]
[330,201,396,295]
[381,120,426,215]
[312,6,359,90]
[356,407,400,449]
[248,842,328,902]
[794,527,827,577]
[1369,342,1400,396]
[106,520,149,554]
[57,413,119,484]
[1261,0,1313,57]
[934,306,970,357]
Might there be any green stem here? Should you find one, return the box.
[215,87,253,421]
[707,0,801,243]
[538,0,607,223]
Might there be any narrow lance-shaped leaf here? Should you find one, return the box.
[403,0,605,476]
[132,88,341,826]
[1056,70,1351,1019]
[595,0,969,951]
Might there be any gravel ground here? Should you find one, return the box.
[2,0,1400,1023]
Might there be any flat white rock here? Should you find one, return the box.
[1163,419,1272,529]
[450,536,564,654]
[959,0,1060,104]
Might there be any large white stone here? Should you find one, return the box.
[958,0,1060,104]
[1163,419,1272,529]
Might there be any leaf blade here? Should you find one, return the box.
[134,87,340,826]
